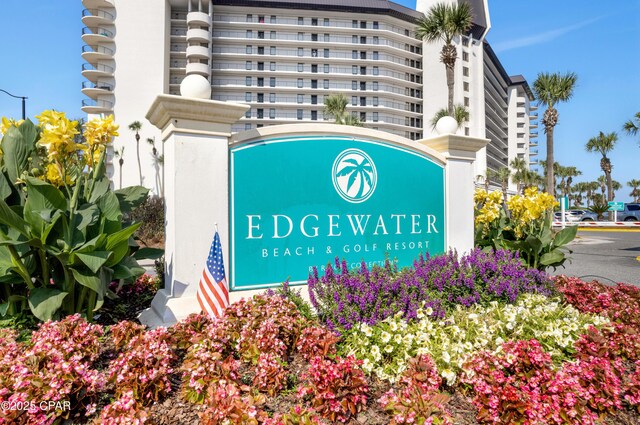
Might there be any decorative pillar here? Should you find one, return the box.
[420,133,488,253]
[139,94,248,327]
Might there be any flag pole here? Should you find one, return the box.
[214,222,218,233]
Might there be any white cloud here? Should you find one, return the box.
[493,17,602,52]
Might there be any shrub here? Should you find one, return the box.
[296,326,339,361]
[378,355,453,425]
[180,342,240,404]
[30,314,104,362]
[128,195,165,246]
[107,327,175,404]
[110,320,146,350]
[267,279,315,321]
[253,352,288,396]
[298,356,368,423]
[309,250,553,332]
[97,391,149,425]
[263,406,326,425]
[200,381,267,425]
[169,312,213,349]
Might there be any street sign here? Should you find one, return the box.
[608,201,624,212]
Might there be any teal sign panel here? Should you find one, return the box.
[608,201,624,212]
[230,136,446,290]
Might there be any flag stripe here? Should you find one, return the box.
[199,281,221,317]
[197,291,215,317]
[202,270,226,312]
[196,231,230,318]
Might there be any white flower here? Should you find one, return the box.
[389,321,398,332]
[393,334,403,345]
[442,369,457,386]
[384,344,394,353]
[380,331,391,344]
[441,351,451,363]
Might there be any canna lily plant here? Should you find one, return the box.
[0,111,161,321]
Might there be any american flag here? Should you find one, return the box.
[196,231,229,318]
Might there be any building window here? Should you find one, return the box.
[245,76,252,86]
[352,96,357,106]
[324,33,330,42]
[373,112,378,122]
[360,36,366,44]
[465,128,470,136]
[245,123,252,130]
[246,45,252,54]
[352,20,358,28]
[258,46,264,54]
[311,33,318,41]
[373,81,378,91]
[373,21,379,29]
[311,110,318,120]
[246,14,252,22]
[352,50,358,59]
[257,108,264,118]
[297,78,303,88]
[245,109,251,118]
[270,15,276,24]
[270,46,276,55]
[311,79,318,89]
[323,79,329,89]
[246,30,252,38]
[360,81,366,90]
[404,29,409,36]
[373,51,379,60]
[462,51,469,61]
[360,112,366,122]
[324,18,329,26]
[298,47,303,57]
[269,108,275,119]
[311,18,318,26]
[373,96,379,106]
[245,92,251,102]
[373,66,379,75]
[360,51,366,60]
[352,65,358,75]
[352,80,357,90]
[373,36,379,44]
[270,62,276,71]
[324,48,329,58]
[360,66,366,75]
[298,32,304,41]
[298,63,304,72]
[311,64,318,73]
[464,97,469,106]
[359,96,366,106]
[311,48,318,57]
[463,82,469,91]
[257,93,264,103]
[462,37,469,47]
[297,94,303,104]
[257,62,264,71]
[360,21,367,29]
[258,31,264,39]
[463,67,469,77]
[245,61,252,70]
[298,17,304,25]
[270,31,276,39]
[257,77,264,87]
[311,95,317,104]
[297,109,303,120]
[269,77,276,87]
[269,93,275,103]
[352,35,358,43]
[324,64,329,73]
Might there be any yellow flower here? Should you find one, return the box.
[35,110,80,161]
[0,117,24,135]
[83,115,119,148]
[43,163,73,187]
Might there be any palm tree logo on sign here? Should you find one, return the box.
[332,149,377,203]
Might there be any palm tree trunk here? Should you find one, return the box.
[119,164,123,189]
[606,171,613,202]
[442,44,456,115]
[136,139,142,186]
[546,126,555,197]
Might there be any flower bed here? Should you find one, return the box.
[1,272,639,424]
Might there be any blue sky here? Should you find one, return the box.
[1,0,638,200]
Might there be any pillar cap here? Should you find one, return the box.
[419,134,489,160]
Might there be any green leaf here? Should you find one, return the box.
[0,198,29,237]
[2,121,37,184]
[0,172,11,201]
[524,235,543,255]
[75,203,100,230]
[75,234,107,253]
[24,177,67,211]
[71,268,102,293]
[28,288,68,321]
[106,223,141,251]
[132,247,164,260]
[88,176,111,203]
[540,250,565,266]
[97,191,122,222]
[115,186,149,213]
[0,302,8,316]
[75,251,111,274]
[553,225,578,247]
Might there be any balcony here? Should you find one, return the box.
[186,62,210,77]
[530,105,538,111]
[82,62,114,81]
[530,131,538,137]
[82,26,114,45]
[81,98,113,114]
[82,9,114,27]
[530,121,538,129]
[187,28,210,42]
[81,44,114,63]
[530,159,539,166]
[187,11,211,26]
[529,140,538,147]
[530,113,538,120]
[81,80,113,98]
[186,45,210,60]
[530,149,539,156]
[82,0,114,8]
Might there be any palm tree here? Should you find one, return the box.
[597,175,607,198]
[128,121,143,185]
[495,167,511,207]
[147,137,164,197]
[114,147,125,189]
[336,156,374,198]
[623,112,639,144]
[430,104,469,130]
[584,181,599,207]
[611,180,622,200]
[323,94,361,126]
[416,2,472,115]
[532,72,578,198]
[586,131,618,202]
[556,165,581,199]
[628,179,640,203]
[509,157,527,194]
[572,182,587,207]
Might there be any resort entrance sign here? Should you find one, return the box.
[230,135,445,290]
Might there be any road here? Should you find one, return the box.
[557,230,640,285]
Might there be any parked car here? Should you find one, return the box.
[569,210,598,221]
[620,203,640,221]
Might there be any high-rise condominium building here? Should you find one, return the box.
[80,0,534,194]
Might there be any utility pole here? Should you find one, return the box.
[0,89,28,120]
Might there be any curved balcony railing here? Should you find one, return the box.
[82,62,114,73]
[82,44,114,55]
[82,26,114,38]
[82,98,114,108]
[82,8,114,20]
[82,81,114,91]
